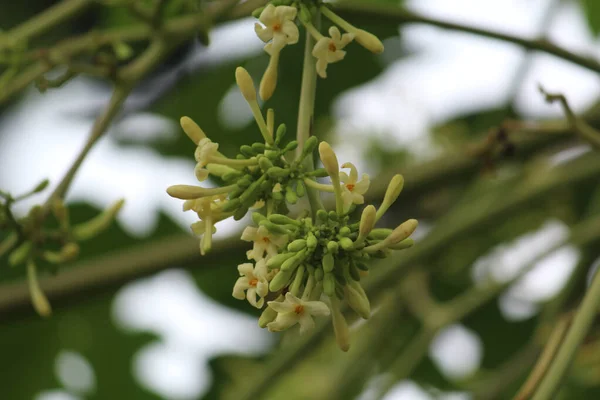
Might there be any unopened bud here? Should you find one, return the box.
[322,253,335,273]
[387,219,418,245]
[345,281,370,319]
[355,29,384,54]
[318,141,340,181]
[180,116,207,145]
[167,185,211,200]
[288,239,307,252]
[269,268,294,291]
[358,205,376,238]
[235,67,257,103]
[72,199,125,241]
[330,296,350,352]
[259,52,279,101]
[259,295,282,327]
[27,260,51,317]
[377,174,404,220]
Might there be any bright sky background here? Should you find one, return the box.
[2,0,599,398]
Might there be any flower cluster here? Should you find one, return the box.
[166,2,416,352]
[252,1,385,99]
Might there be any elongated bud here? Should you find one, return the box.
[267,252,296,269]
[51,199,69,229]
[355,29,384,54]
[387,219,418,244]
[327,241,339,254]
[180,116,207,145]
[235,67,257,103]
[368,228,393,240]
[339,237,354,251]
[206,163,236,177]
[27,260,51,317]
[43,242,80,264]
[258,156,274,171]
[301,136,319,160]
[252,6,265,18]
[281,250,306,271]
[33,179,50,193]
[318,141,339,181]
[345,283,370,319]
[307,232,318,249]
[167,185,213,200]
[314,268,324,281]
[323,272,336,297]
[290,265,306,296]
[260,52,279,101]
[389,238,414,250]
[288,239,307,252]
[357,205,376,243]
[376,174,404,220]
[330,296,350,352]
[259,220,289,235]
[259,295,282,327]
[72,199,125,241]
[270,268,294,291]
[267,166,290,178]
[275,123,286,144]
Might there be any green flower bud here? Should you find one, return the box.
[355,261,369,271]
[27,260,51,317]
[314,267,324,281]
[267,167,290,178]
[300,136,319,160]
[335,284,344,300]
[339,237,354,251]
[275,124,286,144]
[281,250,306,271]
[267,252,296,269]
[0,232,17,258]
[252,212,266,225]
[270,269,294,292]
[221,198,241,212]
[252,6,265,18]
[389,238,414,250]
[295,180,306,197]
[285,187,298,204]
[240,145,256,157]
[33,179,50,194]
[207,164,238,177]
[290,265,306,296]
[268,214,300,226]
[307,232,318,249]
[282,140,298,153]
[258,156,274,171]
[327,241,339,254]
[322,253,335,273]
[368,228,393,240]
[252,142,266,152]
[339,226,351,236]
[288,239,307,252]
[235,67,256,103]
[308,168,329,178]
[323,272,336,297]
[236,177,252,188]
[299,4,312,24]
[348,261,361,281]
[222,170,244,182]
[239,178,265,204]
[316,209,328,222]
[233,206,249,221]
[328,211,339,221]
[260,221,288,236]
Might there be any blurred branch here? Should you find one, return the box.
[0,0,94,50]
[334,1,600,75]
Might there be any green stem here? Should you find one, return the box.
[296,26,324,215]
[531,267,600,399]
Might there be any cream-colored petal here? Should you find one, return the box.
[340,33,355,47]
[190,220,206,236]
[282,21,299,44]
[268,300,295,313]
[351,192,365,205]
[327,49,346,63]
[339,171,350,184]
[258,4,277,25]
[316,58,328,78]
[232,277,250,300]
[329,26,341,42]
[256,280,269,298]
[354,176,370,194]
[255,23,274,43]
[346,163,358,183]
[267,312,299,332]
[237,263,255,277]
[247,288,264,308]
[312,38,330,58]
[304,300,331,316]
[275,5,297,21]
[284,292,302,305]
[297,312,315,334]
[241,226,258,242]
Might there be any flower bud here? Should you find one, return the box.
[267,166,290,178]
[260,53,279,101]
[180,116,207,145]
[307,232,318,249]
[267,252,296,269]
[235,67,257,103]
[330,296,350,352]
[259,300,279,328]
[323,272,336,297]
[339,237,354,251]
[288,239,307,252]
[258,156,274,171]
[314,267,324,281]
[327,241,339,254]
[387,219,418,245]
[275,123,286,144]
[355,29,384,54]
[318,141,339,181]
[345,282,370,319]
[290,265,306,296]
[389,238,414,250]
[281,250,306,271]
[206,163,236,177]
[270,268,294,291]
[322,253,335,273]
[9,241,32,266]
[167,185,211,200]
[376,174,404,221]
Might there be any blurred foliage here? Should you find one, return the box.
[2,0,600,399]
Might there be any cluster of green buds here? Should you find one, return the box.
[252,0,385,100]
[0,181,124,317]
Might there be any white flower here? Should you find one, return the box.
[340,162,370,212]
[241,225,288,261]
[232,260,269,308]
[312,26,354,78]
[267,292,330,334]
[194,138,219,168]
[255,4,299,55]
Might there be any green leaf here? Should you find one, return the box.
[581,0,600,36]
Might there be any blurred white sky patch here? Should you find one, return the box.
[35,391,80,400]
[472,220,579,321]
[112,269,272,399]
[54,350,96,396]
[430,324,483,381]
